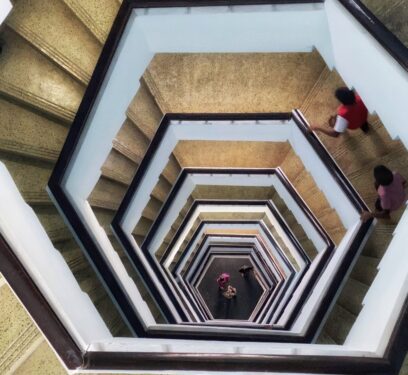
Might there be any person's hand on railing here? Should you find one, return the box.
[308,124,318,133]
[360,210,373,223]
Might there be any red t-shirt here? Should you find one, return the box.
[337,94,368,130]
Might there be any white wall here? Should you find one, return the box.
[0,163,112,350]
[325,0,408,146]
[136,3,334,65]
[0,0,12,25]
[88,336,374,357]
[345,206,408,354]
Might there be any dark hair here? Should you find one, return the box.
[335,87,356,105]
[374,165,394,186]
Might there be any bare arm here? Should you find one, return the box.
[309,125,341,138]
[361,209,391,222]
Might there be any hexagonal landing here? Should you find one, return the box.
[196,255,264,320]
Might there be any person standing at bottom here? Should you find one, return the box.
[222,285,237,300]
[361,165,407,222]
[239,265,254,278]
[216,273,230,290]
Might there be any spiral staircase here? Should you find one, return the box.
[0,0,408,374]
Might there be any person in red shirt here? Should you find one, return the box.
[310,87,369,137]
[361,165,407,222]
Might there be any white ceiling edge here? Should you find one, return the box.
[0,0,12,26]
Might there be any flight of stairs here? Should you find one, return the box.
[299,67,408,345]
[0,1,125,373]
[0,1,407,373]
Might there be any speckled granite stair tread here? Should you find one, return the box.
[88,176,127,210]
[141,197,163,222]
[262,215,302,267]
[330,116,398,161]
[110,236,154,302]
[95,297,131,337]
[279,150,305,180]
[151,176,172,203]
[0,28,83,124]
[133,216,154,237]
[162,155,182,185]
[0,285,37,362]
[316,330,337,345]
[7,0,101,84]
[351,255,379,285]
[337,278,368,316]
[35,206,72,243]
[0,153,52,202]
[361,0,408,47]
[192,185,275,200]
[62,0,120,44]
[198,211,265,221]
[0,98,67,162]
[279,151,346,244]
[127,81,164,140]
[323,304,356,344]
[362,223,395,258]
[93,208,116,236]
[317,209,344,231]
[101,149,138,186]
[146,51,326,113]
[174,141,291,169]
[115,119,149,163]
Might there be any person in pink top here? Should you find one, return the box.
[361,165,407,222]
[216,273,230,290]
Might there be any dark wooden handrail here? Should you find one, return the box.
[338,0,408,72]
[0,235,83,370]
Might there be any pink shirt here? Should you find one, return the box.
[217,273,230,287]
[378,172,407,211]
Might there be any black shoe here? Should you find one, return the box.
[361,122,370,133]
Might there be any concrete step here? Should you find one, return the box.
[7,0,101,85]
[0,98,68,163]
[62,0,120,44]
[316,330,337,345]
[89,176,127,211]
[0,27,83,125]
[351,255,379,286]
[141,197,163,222]
[162,154,182,185]
[127,81,163,141]
[35,206,72,243]
[115,118,149,164]
[151,175,172,203]
[0,152,52,206]
[337,278,368,316]
[323,303,356,345]
[145,51,326,113]
[192,185,274,201]
[362,223,395,258]
[133,216,154,238]
[101,149,138,186]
